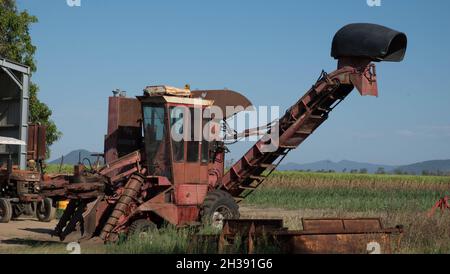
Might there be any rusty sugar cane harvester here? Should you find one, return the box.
[42,23,408,253]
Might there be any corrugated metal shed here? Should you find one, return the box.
[0,57,30,169]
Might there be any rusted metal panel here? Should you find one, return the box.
[27,124,46,162]
[19,194,42,202]
[222,219,284,236]
[8,169,40,182]
[219,219,286,254]
[65,182,105,193]
[302,218,383,233]
[191,90,253,119]
[177,206,201,225]
[276,233,393,254]
[175,184,208,206]
[136,201,200,226]
[172,162,185,185]
[105,96,142,164]
[99,150,141,180]
[214,218,402,254]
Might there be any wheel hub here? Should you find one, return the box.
[211,205,234,229]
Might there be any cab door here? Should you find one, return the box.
[184,107,202,184]
[199,116,211,184]
[169,106,186,184]
[170,105,204,184]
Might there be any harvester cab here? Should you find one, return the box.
[139,86,219,187]
[49,23,408,253]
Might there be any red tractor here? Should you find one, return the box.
[0,125,55,223]
[41,23,407,243]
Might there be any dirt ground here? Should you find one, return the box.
[0,216,107,253]
[0,206,387,253]
[0,207,295,250]
[0,217,60,250]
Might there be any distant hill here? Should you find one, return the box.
[49,149,103,165]
[278,159,450,174]
[278,160,395,173]
[395,160,450,174]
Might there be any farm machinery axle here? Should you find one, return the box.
[40,23,408,253]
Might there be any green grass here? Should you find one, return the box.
[44,164,74,174]
[244,187,446,211]
[106,226,232,254]
[106,226,195,254]
[105,225,280,254]
[242,171,450,211]
[265,171,450,187]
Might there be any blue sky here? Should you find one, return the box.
[16,0,450,165]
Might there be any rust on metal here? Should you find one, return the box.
[27,124,47,162]
[191,90,254,119]
[428,196,450,217]
[275,218,403,254]
[213,218,403,254]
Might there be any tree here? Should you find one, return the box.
[376,167,386,175]
[393,169,404,175]
[0,0,61,157]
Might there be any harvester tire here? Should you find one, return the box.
[201,190,240,228]
[0,198,12,223]
[128,219,157,239]
[36,198,56,222]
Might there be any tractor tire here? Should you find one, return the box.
[36,198,56,222]
[127,219,157,239]
[0,198,12,223]
[200,190,240,229]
